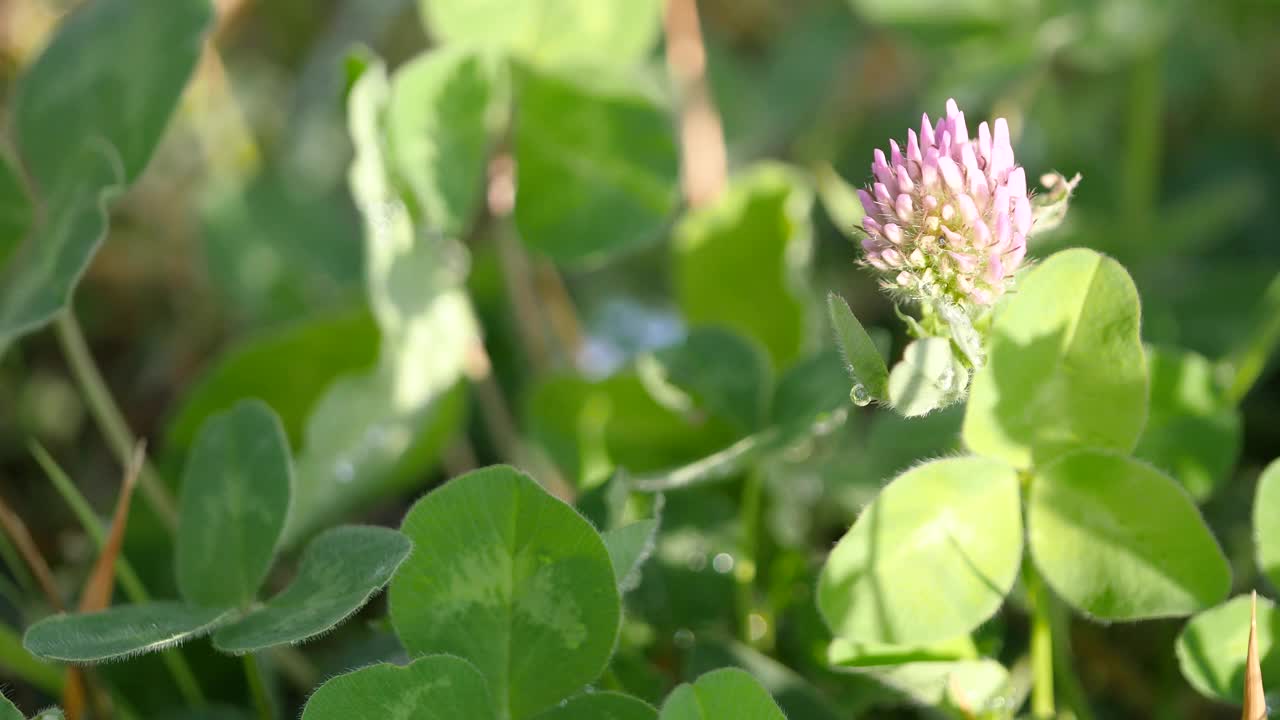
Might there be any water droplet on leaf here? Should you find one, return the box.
[850,384,872,407]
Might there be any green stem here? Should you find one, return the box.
[736,472,764,648]
[30,441,206,707]
[1050,599,1096,720]
[1026,563,1056,719]
[244,654,274,720]
[53,312,178,532]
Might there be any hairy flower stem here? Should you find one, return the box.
[1026,562,1056,718]
[54,312,178,531]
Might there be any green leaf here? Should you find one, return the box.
[827,293,889,402]
[887,338,968,417]
[1028,450,1230,620]
[0,693,20,720]
[515,66,678,264]
[301,655,494,720]
[165,309,379,455]
[0,0,211,353]
[24,603,229,663]
[212,526,412,654]
[675,165,813,369]
[419,0,662,70]
[843,659,1014,712]
[177,399,293,608]
[1134,345,1241,501]
[818,456,1022,645]
[602,519,660,592]
[1177,594,1280,704]
[286,57,477,544]
[387,48,501,236]
[532,692,657,720]
[1253,458,1280,590]
[389,466,621,719]
[827,635,978,668]
[0,155,29,269]
[963,248,1149,469]
[654,327,773,433]
[659,668,786,720]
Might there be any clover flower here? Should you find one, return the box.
[857,99,1032,307]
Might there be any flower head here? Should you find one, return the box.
[857,99,1032,307]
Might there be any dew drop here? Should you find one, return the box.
[850,384,872,407]
[712,553,735,574]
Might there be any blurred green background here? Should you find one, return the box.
[1,0,1278,717]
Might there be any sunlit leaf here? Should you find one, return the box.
[301,655,494,719]
[963,248,1148,469]
[1253,458,1280,590]
[887,338,968,417]
[213,526,411,654]
[419,0,662,70]
[389,466,620,719]
[818,456,1022,645]
[659,668,786,720]
[286,57,478,544]
[1177,594,1280,705]
[176,400,292,608]
[24,603,230,663]
[387,48,501,236]
[1028,450,1230,620]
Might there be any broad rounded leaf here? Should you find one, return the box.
[963,248,1148,469]
[818,456,1022,645]
[177,399,293,608]
[532,692,657,720]
[887,338,968,417]
[515,66,678,264]
[1176,594,1280,704]
[675,165,813,368]
[1254,459,1280,590]
[659,668,786,720]
[1028,450,1230,620]
[1134,345,1241,501]
[0,0,211,352]
[213,526,412,654]
[24,603,229,663]
[301,655,493,720]
[389,466,621,719]
[165,310,378,454]
[419,0,662,70]
[828,293,889,402]
[388,48,500,236]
